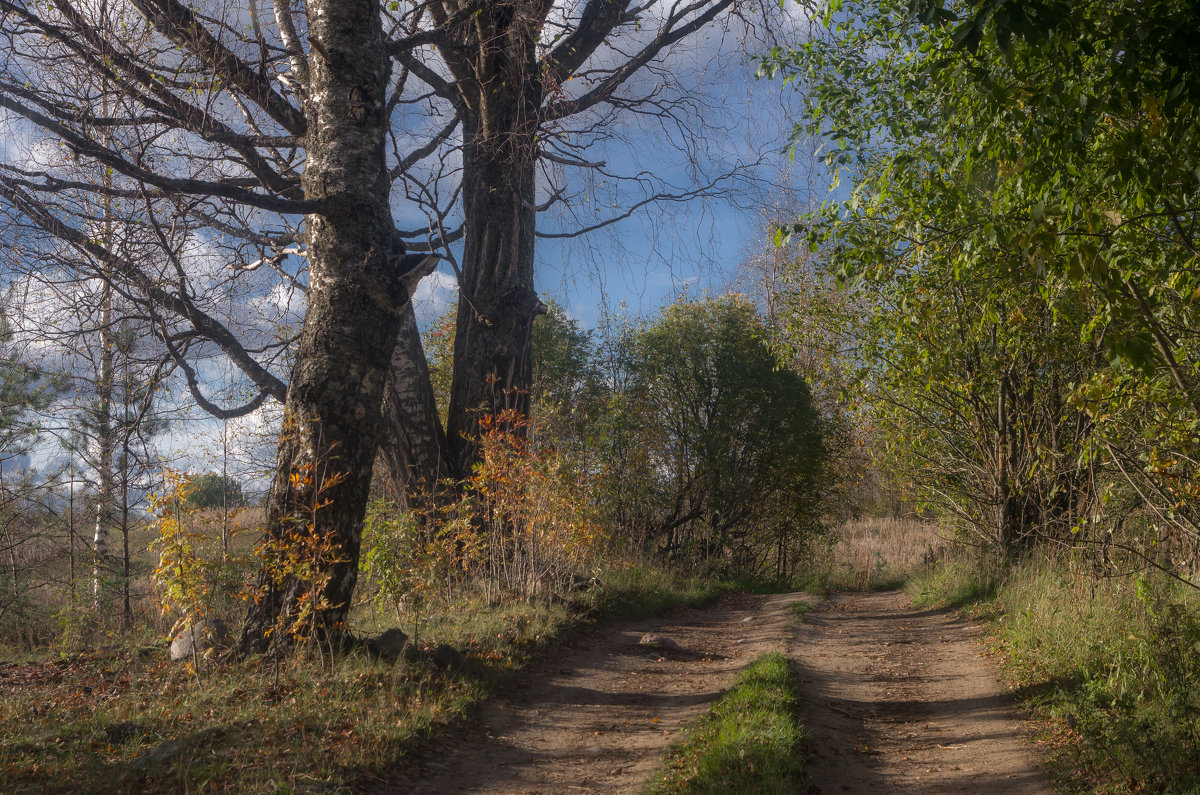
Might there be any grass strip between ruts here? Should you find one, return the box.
[646,650,808,793]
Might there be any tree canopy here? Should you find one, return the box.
[764,0,1200,561]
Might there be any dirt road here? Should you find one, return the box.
[380,592,806,794]
[385,590,1049,793]
[793,591,1050,794]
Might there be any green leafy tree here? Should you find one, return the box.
[602,296,827,580]
[530,301,606,457]
[186,473,248,511]
[764,0,1200,560]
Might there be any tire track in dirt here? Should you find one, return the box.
[792,591,1050,794]
[380,592,809,794]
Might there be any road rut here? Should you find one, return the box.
[792,591,1050,794]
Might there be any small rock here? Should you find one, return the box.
[368,628,409,662]
[169,619,230,661]
[432,643,466,671]
[639,633,680,651]
[134,739,181,770]
[741,615,758,623]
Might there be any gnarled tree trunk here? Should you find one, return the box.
[446,111,545,475]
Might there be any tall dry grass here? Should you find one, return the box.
[805,516,946,591]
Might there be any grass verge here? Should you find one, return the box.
[646,651,807,794]
[0,564,726,794]
[909,552,1200,793]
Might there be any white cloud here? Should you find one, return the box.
[411,268,459,325]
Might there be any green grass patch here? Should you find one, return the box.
[790,599,816,621]
[906,551,1004,612]
[646,652,807,794]
[913,551,1200,793]
[590,564,732,619]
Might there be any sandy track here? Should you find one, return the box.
[385,589,1050,794]
[379,592,806,794]
[793,591,1050,794]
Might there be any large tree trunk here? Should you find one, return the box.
[378,10,548,501]
[441,1,549,478]
[446,113,544,474]
[239,0,418,653]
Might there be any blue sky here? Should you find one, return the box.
[0,0,827,491]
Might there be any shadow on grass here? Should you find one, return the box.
[913,577,999,610]
[1009,672,1086,708]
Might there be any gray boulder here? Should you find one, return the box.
[367,628,409,662]
[169,619,230,661]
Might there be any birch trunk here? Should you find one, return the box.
[239,0,422,652]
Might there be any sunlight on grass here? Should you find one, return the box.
[0,563,723,793]
[646,652,807,794]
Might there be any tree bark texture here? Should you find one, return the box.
[381,0,734,493]
[240,0,407,652]
[378,302,456,504]
[439,2,548,478]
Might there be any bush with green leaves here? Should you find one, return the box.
[598,295,827,580]
[762,0,1200,558]
[185,472,248,510]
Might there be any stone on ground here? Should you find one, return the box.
[169,619,230,661]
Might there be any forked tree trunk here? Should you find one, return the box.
[239,0,422,653]
[382,8,548,496]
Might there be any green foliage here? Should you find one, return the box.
[765,0,1200,555]
[598,295,827,581]
[531,300,602,414]
[422,299,603,443]
[185,472,247,510]
[591,564,732,619]
[648,651,808,793]
[361,496,478,633]
[422,306,456,427]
